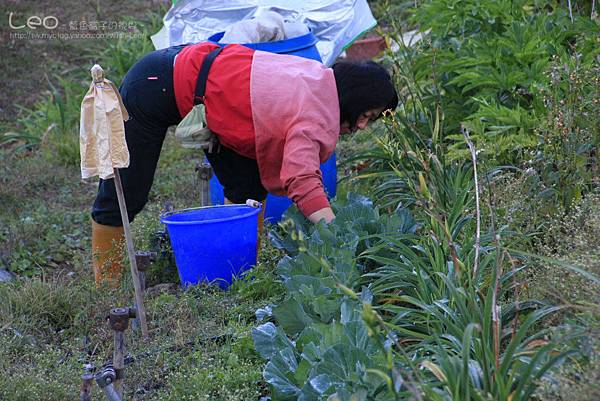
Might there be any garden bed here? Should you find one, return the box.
[1,1,598,400]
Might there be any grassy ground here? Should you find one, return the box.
[532,192,600,400]
[3,135,598,400]
[530,192,600,400]
[1,1,598,400]
[0,131,286,400]
[454,170,600,400]
[0,279,270,400]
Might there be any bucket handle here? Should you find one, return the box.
[245,199,262,209]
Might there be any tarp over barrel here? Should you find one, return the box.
[151,0,377,66]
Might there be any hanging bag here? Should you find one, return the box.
[175,47,223,151]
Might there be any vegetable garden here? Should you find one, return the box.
[1,1,598,400]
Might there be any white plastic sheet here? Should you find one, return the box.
[151,0,377,66]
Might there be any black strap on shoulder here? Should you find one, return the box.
[194,46,223,105]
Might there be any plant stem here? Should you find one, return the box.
[567,0,574,22]
[486,172,502,370]
[462,126,481,280]
[505,251,521,342]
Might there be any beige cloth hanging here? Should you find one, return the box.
[79,64,149,339]
[80,64,130,180]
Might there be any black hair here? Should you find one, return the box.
[332,60,398,128]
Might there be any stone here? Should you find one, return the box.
[0,269,14,283]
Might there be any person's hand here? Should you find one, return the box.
[307,207,335,224]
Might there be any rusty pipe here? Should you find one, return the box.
[108,307,136,398]
[80,364,94,401]
[196,162,213,207]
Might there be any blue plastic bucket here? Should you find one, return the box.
[160,205,261,288]
[209,152,337,223]
[207,31,322,62]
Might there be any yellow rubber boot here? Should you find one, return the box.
[91,220,125,288]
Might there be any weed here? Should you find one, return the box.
[230,228,285,302]
[161,351,265,400]
[530,54,599,214]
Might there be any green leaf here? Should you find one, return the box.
[264,348,301,400]
[252,322,295,360]
[273,298,315,335]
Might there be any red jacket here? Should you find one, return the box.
[173,43,340,217]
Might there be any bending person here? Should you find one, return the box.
[91,42,398,285]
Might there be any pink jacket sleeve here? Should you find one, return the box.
[250,51,340,217]
[280,122,331,216]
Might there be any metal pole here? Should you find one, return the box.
[101,384,122,401]
[80,364,94,401]
[196,162,213,207]
[135,251,155,293]
[113,330,125,397]
[113,168,149,340]
[131,252,154,331]
[108,307,136,398]
[95,363,122,401]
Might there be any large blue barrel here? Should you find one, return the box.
[206,30,337,222]
[209,152,337,222]
[207,31,322,61]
